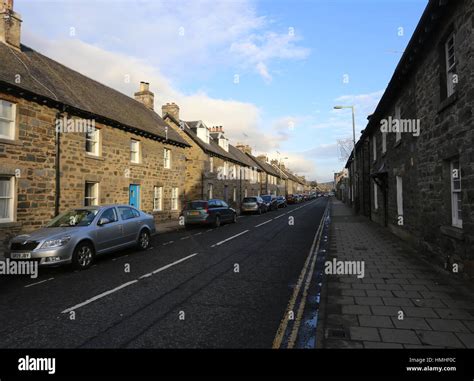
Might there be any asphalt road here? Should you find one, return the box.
[0,197,328,348]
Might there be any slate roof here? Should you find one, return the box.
[246,153,281,177]
[0,43,189,146]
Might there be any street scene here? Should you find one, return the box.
[0,0,473,378]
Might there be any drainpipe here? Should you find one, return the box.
[54,110,63,216]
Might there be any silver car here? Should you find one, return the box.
[6,205,156,270]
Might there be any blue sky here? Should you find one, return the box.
[16,0,427,182]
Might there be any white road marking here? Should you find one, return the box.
[210,230,249,247]
[180,236,191,240]
[24,277,54,288]
[206,229,213,232]
[61,253,198,314]
[61,280,138,314]
[274,214,285,219]
[255,219,272,227]
[152,253,198,275]
[194,232,202,236]
[162,241,174,246]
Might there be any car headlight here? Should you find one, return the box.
[41,236,71,249]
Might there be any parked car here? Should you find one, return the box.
[183,199,237,228]
[261,194,278,211]
[241,196,267,215]
[276,196,287,208]
[287,194,298,204]
[6,205,155,270]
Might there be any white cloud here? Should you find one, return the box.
[230,31,310,81]
[18,0,309,82]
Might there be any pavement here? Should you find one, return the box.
[317,199,474,349]
[0,198,327,348]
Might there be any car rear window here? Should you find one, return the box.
[261,196,271,201]
[243,197,257,203]
[187,201,208,210]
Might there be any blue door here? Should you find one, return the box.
[129,184,140,208]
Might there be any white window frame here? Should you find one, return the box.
[86,128,100,156]
[233,187,237,202]
[0,176,15,222]
[209,156,214,173]
[394,105,401,143]
[0,100,16,140]
[445,32,456,98]
[451,160,462,228]
[382,131,387,154]
[208,183,213,200]
[164,148,171,169]
[153,186,163,211]
[171,187,179,211]
[396,176,403,217]
[373,182,378,210]
[223,162,229,178]
[131,139,141,164]
[244,188,248,197]
[85,182,99,206]
[372,135,377,161]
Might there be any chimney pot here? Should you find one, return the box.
[134,82,154,110]
[0,0,22,51]
[161,102,180,122]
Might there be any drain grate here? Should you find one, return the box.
[326,328,349,339]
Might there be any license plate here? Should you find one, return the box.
[188,211,200,216]
[11,252,31,259]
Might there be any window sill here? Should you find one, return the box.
[85,153,104,161]
[0,137,22,146]
[438,93,458,114]
[130,162,144,167]
[0,221,22,228]
[440,225,464,241]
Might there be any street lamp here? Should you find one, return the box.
[334,105,357,203]
[276,151,288,196]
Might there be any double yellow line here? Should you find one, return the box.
[272,203,329,349]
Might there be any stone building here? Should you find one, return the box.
[161,104,262,208]
[0,1,189,252]
[345,0,474,274]
[245,153,281,196]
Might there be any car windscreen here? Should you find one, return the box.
[46,209,99,227]
[243,197,257,203]
[261,196,271,202]
[186,201,207,210]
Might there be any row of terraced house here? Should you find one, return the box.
[336,0,474,276]
[0,0,307,252]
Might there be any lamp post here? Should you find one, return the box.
[276,151,288,196]
[334,105,357,203]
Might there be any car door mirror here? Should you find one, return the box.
[98,217,111,226]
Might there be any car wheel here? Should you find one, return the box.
[138,229,151,250]
[214,215,221,227]
[258,208,262,215]
[72,242,94,270]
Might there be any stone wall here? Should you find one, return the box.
[364,0,474,272]
[0,93,187,253]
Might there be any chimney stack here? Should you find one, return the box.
[236,143,252,155]
[257,154,268,163]
[0,0,22,51]
[161,102,180,122]
[134,81,154,110]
